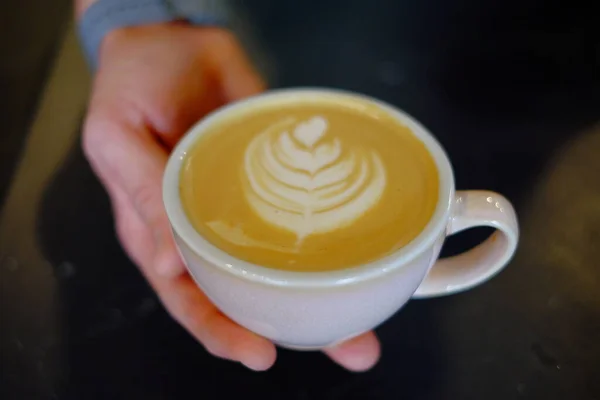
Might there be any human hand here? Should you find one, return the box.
[82,23,380,371]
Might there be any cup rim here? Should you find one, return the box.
[163,88,455,288]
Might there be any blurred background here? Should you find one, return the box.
[1,0,599,399]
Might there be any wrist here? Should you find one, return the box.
[75,0,97,19]
[78,0,230,69]
[99,21,186,58]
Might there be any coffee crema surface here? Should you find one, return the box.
[180,99,439,272]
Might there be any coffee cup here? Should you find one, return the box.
[163,88,519,349]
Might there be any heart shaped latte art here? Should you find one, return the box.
[243,116,387,245]
[293,116,328,148]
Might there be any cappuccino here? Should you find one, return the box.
[180,97,438,271]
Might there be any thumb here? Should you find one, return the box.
[83,114,186,278]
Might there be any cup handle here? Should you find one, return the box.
[412,190,519,298]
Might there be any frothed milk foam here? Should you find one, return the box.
[180,97,439,272]
[244,115,386,245]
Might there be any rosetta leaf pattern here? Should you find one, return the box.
[243,116,386,244]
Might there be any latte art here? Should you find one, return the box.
[180,98,439,272]
[243,116,387,244]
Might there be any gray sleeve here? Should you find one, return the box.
[169,0,230,25]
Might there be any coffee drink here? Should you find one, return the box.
[180,96,439,272]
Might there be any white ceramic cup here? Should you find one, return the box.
[163,88,519,349]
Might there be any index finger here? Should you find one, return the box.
[83,111,184,277]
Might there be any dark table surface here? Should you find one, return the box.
[1,1,599,399]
